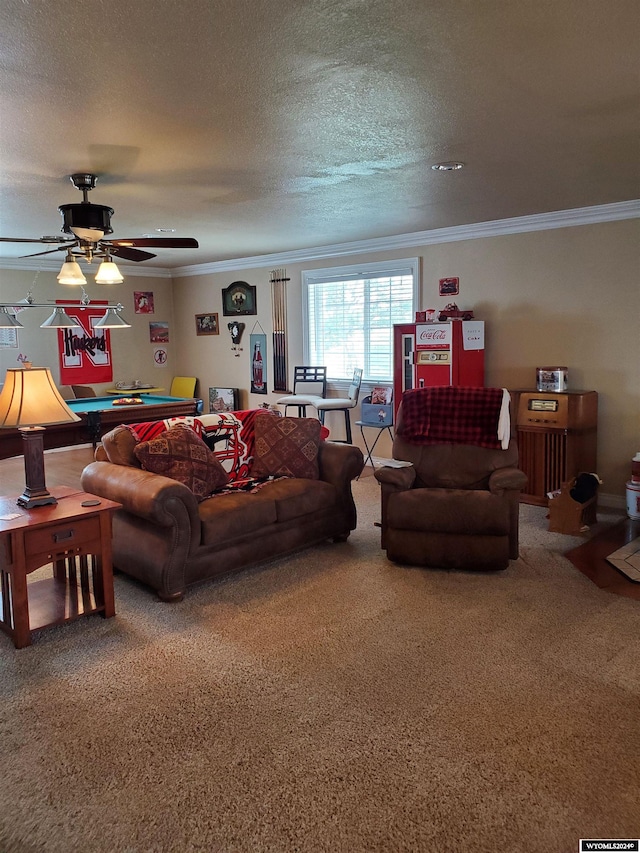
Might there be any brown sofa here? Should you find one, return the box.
[375,400,527,571]
[81,418,364,600]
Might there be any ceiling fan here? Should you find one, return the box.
[0,173,199,264]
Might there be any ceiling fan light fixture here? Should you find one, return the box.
[57,252,87,285]
[95,257,124,284]
[40,307,80,329]
[94,308,131,329]
[58,202,114,242]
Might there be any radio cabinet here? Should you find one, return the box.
[512,390,598,506]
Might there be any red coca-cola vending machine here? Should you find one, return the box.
[393,320,485,416]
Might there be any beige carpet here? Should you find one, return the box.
[1,477,638,853]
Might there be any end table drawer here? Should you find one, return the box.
[24,516,102,558]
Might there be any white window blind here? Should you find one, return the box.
[302,258,419,382]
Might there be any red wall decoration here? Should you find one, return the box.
[57,301,113,385]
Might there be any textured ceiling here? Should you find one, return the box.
[0,0,638,269]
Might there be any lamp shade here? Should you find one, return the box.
[0,307,24,328]
[95,259,124,284]
[40,307,80,328]
[94,308,131,328]
[57,256,87,285]
[0,368,80,428]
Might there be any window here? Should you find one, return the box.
[302,258,419,382]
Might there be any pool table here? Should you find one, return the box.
[0,394,203,460]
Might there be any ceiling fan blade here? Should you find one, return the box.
[108,244,156,262]
[20,246,69,258]
[0,236,73,244]
[108,237,199,249]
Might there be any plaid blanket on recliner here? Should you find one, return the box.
[397,386,508,449]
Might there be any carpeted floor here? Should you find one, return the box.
[1,476,638,853]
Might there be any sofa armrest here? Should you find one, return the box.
[374,465,416,550]
[81,461,201,538]
[374,465,416,491]
[318,441,364,486]
[489,467,528,495]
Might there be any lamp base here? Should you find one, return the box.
[16,490,58,509]
[17,426,58,509]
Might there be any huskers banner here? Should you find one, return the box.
[57,301,113,385]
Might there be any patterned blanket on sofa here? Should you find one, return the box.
[125,409,264,482]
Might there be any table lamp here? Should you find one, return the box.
[0,367,81,508]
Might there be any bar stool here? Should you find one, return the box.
[315,368,363,443]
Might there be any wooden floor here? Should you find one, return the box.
[1,446,638,600]
[566,516,640,601]
[0,445,96,496]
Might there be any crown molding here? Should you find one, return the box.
[1,200,637,278]
[0,257,171,277]
[171,199,640,278]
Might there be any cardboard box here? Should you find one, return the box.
[361,402,393,426]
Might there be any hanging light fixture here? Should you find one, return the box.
[94,307,131,328]
[0,307,24,328]
[40,307,80,328]
[95,253,124,284]
[57,250,87,285]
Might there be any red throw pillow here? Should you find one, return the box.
[133,424,228,500]
[250,415,321,480]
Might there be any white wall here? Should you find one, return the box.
[172,218,640,501]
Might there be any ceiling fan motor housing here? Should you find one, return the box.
[58,203,114,239]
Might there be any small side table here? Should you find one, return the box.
[355,421,394,476]
[0,486,121,649]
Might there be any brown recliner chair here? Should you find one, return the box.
[375,391,527,571]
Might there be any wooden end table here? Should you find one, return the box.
[0,486,121,649]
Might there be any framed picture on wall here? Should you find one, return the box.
[195,313,219,335]
[209,387,239,412]
[222,281,257,316]
[134,291,155,314]
[149,321,169,343]
[439,277,459,296]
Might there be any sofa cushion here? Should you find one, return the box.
[258,477,337,522]
[101,425,142,467]
[199,490,278,544]
[134,424,229,501]
[388,488,510,536]
[251,415,321,480]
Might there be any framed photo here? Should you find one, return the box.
[222,281,257,316]
[439,277,459,296]
[209,387,239,413]
[195,313,219,335]
[149,321,169,343]
[134,291,154,314]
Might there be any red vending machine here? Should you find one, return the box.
[393,321,485,416]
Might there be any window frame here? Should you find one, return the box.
[301,257,420,385]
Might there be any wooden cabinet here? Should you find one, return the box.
[511,390,598,506]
